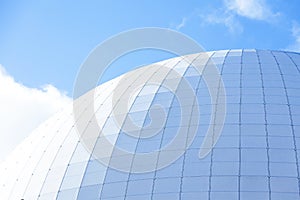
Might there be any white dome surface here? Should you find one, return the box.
[1,49,300,200]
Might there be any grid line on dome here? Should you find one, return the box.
[13,111,72,199]
[178,52,220,200]
[208,49,230,200]
[122,58,181,199]
[285,52,300,74]
[82,63,162,199]
[38,83,114,199]
[271,51,300,197]
[257,50,271,200]
[98,57,189,199]
[238,49,244,200]
[56,82,118,199]
[148,54,201,200]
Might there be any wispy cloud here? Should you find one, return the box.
[224,0,279,21]
[286,22,300,52]
[0,65,71,162]
[201,0,279,34]
[201,9,243,34]
[176,17,187,30]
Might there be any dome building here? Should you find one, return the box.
[1,49,300,200]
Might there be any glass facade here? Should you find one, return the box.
[1,49,300,199]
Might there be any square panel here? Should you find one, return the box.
[214,136,239,148]
[241,113,265,124]
[181,192,209,200]
[241,162,268,176]
[213,148,239,162]
[241,135,267,148]
[240,192,269,200]
[81,171,106,186]
[153,177,181,193]
[100,181,127,198]
[241,124,266,136]
[270,177,299,193]
[211,176,239,191]
[212,161,239,175]
[270,162,298,177]
[270,192,300,200]
[240,176,269,192]
[183,162,211,176]
[241,149,268,162]
[77,184,102,200]
[268,136,294,149]
[210,192,239,200]
[151,193,180,200]
[267,124,293,137]
[104,168,130,183]
[266,114,291,125]
[126,179,153,196]
[182,176,209,192]
[57,188,79,200]
[269,149,296,163]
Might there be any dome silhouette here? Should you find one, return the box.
[1,49,300,200]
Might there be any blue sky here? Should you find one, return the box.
[0,0,300,160]
[1,0,300,94]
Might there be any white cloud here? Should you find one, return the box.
[0,65,71,162]
[176,17,187,30]
[224,0,279,21]
[201,0,279,34]
[201,10,243,34]
[286,22,300,52]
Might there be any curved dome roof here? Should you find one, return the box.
[1,49,300,200]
